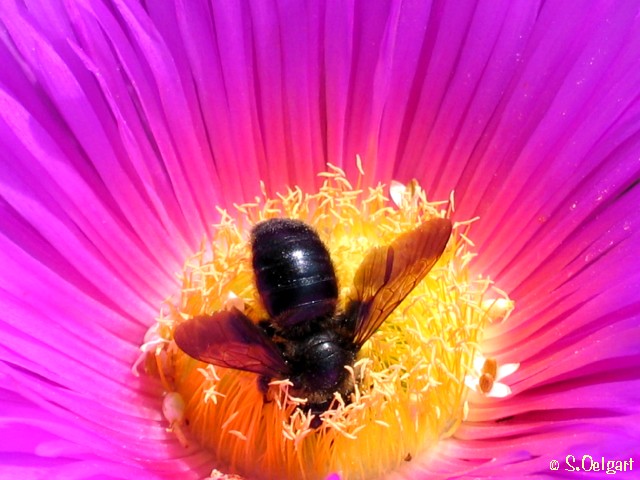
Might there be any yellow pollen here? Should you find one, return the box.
[478,373,495,394]
[143,165,514,479]
[482,357,498,378]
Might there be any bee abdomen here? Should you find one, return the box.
[251,219,338,318]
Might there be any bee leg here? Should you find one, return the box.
[310,415,323,429]
[258,375,272,403]
[258,319,276,337]
[306,400,332,429]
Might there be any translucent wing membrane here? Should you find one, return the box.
[349,218,452,346]
[173,309,290,378]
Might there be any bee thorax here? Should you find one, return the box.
[290,331,355,394]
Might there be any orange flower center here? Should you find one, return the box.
[139,165,513,480]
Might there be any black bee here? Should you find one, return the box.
[174,217,452,415]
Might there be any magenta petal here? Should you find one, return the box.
[1,0,639,478]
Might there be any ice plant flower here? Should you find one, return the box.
[149,166,512,478]
[1,1,639,480]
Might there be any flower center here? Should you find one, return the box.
[138,165,513,480]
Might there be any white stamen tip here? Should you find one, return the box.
[163,392,186,424]
[467,355,519,397]
[482,298,514,322]
[223,292,245,312]
[389,180,407,207]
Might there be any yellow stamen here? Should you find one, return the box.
[141,165,514,479]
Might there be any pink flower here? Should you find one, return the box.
[1,1,638,478]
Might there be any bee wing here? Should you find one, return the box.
[348,217,452,347]
[272,299,337,327]
[173,308,290,378]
